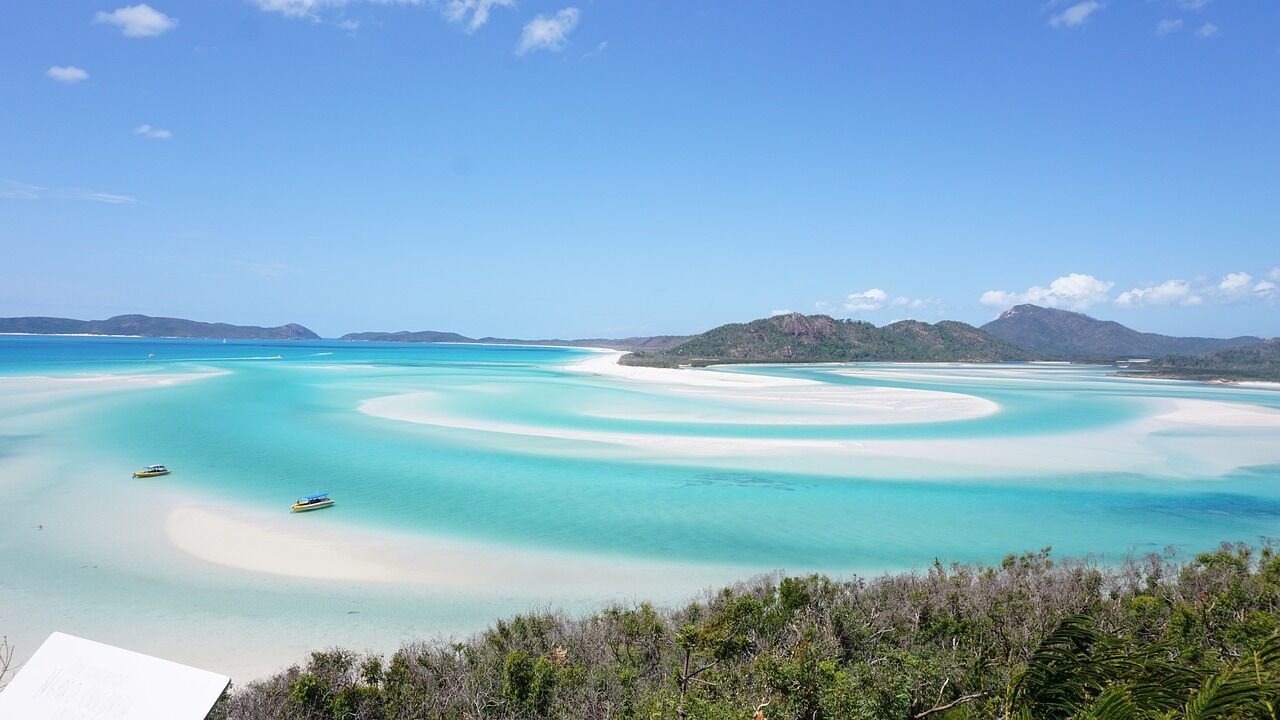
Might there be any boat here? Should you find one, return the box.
[132,464,171,478]
[291,492,334,513]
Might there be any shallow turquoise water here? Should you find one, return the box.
[3,335,1279,571]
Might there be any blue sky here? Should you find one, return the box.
[3,1,1277,338]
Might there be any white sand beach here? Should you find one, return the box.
[165,504,742,594]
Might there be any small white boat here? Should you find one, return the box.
[292,492,334,513]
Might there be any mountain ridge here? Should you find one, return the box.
[980,304,1261,360]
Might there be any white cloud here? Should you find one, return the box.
[980,273,1114,311]
[1195,22,1219,38]
[1155,18,1183,35]
[443,0,513,32]
[94,4,178,37]
[842,288,889,313]
[1177,0,1210,10]
[335,18,360,30]
[1050,1,1103,29]
[1270,267,1280,281]
[1218,271,1253,295]
[1115,279,1202,307]
[517,7,579,55]
[134,124,172,140]
[583,40,607,58]
[0,179,137,204]
[46,66,89,84]
[1114,271,1279,309]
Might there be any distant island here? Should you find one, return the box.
[980,304,1261,360]
[620,312,1030,367]
[0,314,320,340]
[340,330,690,353]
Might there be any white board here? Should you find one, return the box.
[0,632,231,720]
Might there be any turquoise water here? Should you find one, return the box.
[4,335,1279,568]
[3,335,1280,677]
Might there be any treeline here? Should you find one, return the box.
[1128,338,1280,382]
[217,543,1280,719]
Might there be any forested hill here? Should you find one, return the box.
[1124,337,1280,382]
[620,313,1029,367]
[0,314,319,340]
[981,304,1261,360]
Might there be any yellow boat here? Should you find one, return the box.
[292,493,334,512]
[132,464,171,478]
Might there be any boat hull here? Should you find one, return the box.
[291,499,334,513]
[132,470,171,478]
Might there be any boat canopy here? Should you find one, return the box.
[298,493,329,501]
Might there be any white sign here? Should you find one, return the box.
[0,632,230,720]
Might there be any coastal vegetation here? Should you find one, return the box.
[1124,338,1280,383]
[214,541,1280,719]
[621,313,1029,367]
[0,314,319,340]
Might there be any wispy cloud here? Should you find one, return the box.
[1049,1,1104,29]
[1177,0,1211,10]
[231,259,295,277]
[583,40,607,58]
[981,273,1114,311]
[0,179,137,204]
[1155,18,1183,35]
[94,4,178,37]
[46,65,89,84]
[770,309,794,317]
[1194,22,1219,38]
[811,289,939,317]
[248,0,512,31]
[517,7,580,55]
[442,0,514,32]
[134,123,173,140]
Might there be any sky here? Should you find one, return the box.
[2,1,1278,339]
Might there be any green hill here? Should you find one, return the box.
[621,313,1029,367]
[1123,337,1280,382]
[0,314,320,340]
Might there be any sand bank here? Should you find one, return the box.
[166,504,742,594]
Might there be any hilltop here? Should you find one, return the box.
[0,314,320,340]
[620,313,1028,367]
[981,304,1260,360]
